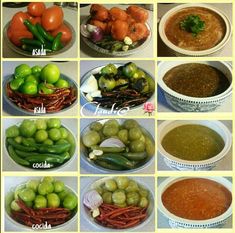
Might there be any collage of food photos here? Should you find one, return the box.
[1,1,234,233]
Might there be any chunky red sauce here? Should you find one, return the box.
[165,7,226,51]
[162,178,232,220]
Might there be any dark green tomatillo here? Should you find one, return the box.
[115,77,129,90]
[132,77,149,93]
[132,69,146,80]
[101,64,118,76]
[122,62,137,78]
[98,75,116,91]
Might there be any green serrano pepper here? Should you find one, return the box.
[25,154,64,164]
[37,143,71,154]
[36,23,54,42]
[94,160,125,171]
[7,145,30,166]
[96,153,135,169]
[20,38,42,47]
[91,145,125,153]
[122,152,147,161]
[7,138,70,154]
[24,20,45,44]
[14,149,69,159]
[7,138,37,152]
[52,32,63,51]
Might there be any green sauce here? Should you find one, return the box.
[161,124,225,161]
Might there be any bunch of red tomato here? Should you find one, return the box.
[7,2,72,47]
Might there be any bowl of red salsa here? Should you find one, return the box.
[158,177,232,228]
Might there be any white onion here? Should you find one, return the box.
[100,138,125,148]
[80,24,91,38]
[87,24,98,33]
[83,190,103,210]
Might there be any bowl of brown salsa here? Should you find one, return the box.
[158,61,232,112]
[158,4,232,56]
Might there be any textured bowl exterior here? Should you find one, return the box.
[163,91,230,112]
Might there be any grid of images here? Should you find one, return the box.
[1,1,234,233]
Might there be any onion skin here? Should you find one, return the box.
[90,27,104,43]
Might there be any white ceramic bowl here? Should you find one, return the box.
[158,120,232,171]
[158,176,232,228]
[80,119,155,174]
[158,61,232,112]
[158,4,232,57]
[3,119,77,171]
[5,177,78,231]
[81,176,154,231]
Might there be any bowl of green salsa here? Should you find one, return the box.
[158,120,232,170]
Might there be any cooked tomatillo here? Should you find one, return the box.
[161,124,225,161]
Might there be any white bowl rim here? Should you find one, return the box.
[4,121,77,171]
[81,176,155,231]
[158,61,233,102]
[158,176,233,225]
[159,3,232,56]
[5,183,78,230]
[157,120,232,166]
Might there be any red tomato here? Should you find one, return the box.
[10,11,29,31]
[8,28,33,46]
[41,6,63,31]
[51,24,72,44]
[27,2,46,17]
[26,12,34,20]
[7,27,13,39]
[30,17,42,25]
